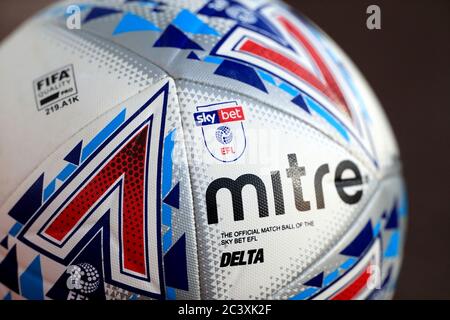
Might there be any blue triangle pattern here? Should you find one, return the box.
[19,256,44,300]
[384,231,400,258]
[340,222,373,257]
[0,245,19,293]
[64,141,83,166]
[303,272,324,288]
[257,69,277,86]
[173,9,219,36]
[8,222,22,237]
[125,0,155,3]
[154,25,203,50]
[215,60,267,92]
[9,174,44,225]
[3,292,12,300]
[187,51,201,60]
[385,204,399,230]
[164,234,188,291]
[0,235,8,249]
[292,94,311,113]
[84,7,122,24]
[113,13,160,35]
[163,183,180,209]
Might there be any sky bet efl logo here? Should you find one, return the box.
[194,101,247,162]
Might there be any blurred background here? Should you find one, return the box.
[1,0,449,299]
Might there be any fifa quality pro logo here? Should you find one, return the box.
[33,64,79,115]
[193,101,246,162]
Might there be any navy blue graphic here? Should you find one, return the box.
[113,13,161,35]
[163,183,180,210]
[187,51,201,60]
[340,222,373,257]
[64,141,83,166]
[0,236,8,249]
[163,234,188,291]
[291,94,311,114]
[214,60,267,92]
[173,9,220,36]
[8,174,44,225]
[154,25,203,50]
[304,272,324,288]
[83,7,122,24]
[385,204,399,230]
[0,245,19,293]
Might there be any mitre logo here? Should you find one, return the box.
[206,154,365,224]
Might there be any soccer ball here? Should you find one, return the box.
[0,0,406,300]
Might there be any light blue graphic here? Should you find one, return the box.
[289,287,318,300]
[19,256,44,300]
[56,163,77,182]
[162,130,176,253]
[8,222,23,237]
[279,82,299,97]
[162,229,172,253]
[113,13,160,35]
[161,130,177,299]
[43,179,56,202]
[166,287,176,300]
[81,109,126,162]
[384,231,400,258]
[304,95,350,141]
[203,56,224,64]
[340,257,357,270]
[373,220,382,237]
[399,190,409,217]
[257,69,277,86]
[323,270,340,286]
[172,9,220,36]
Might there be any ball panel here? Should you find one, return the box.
[0,79,202,300]
[0,16,168,206]
[176,79,404,299]
[0,0,406,300]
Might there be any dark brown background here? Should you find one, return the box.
[1,0,449,299]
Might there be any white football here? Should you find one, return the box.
[0,0,406,300]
